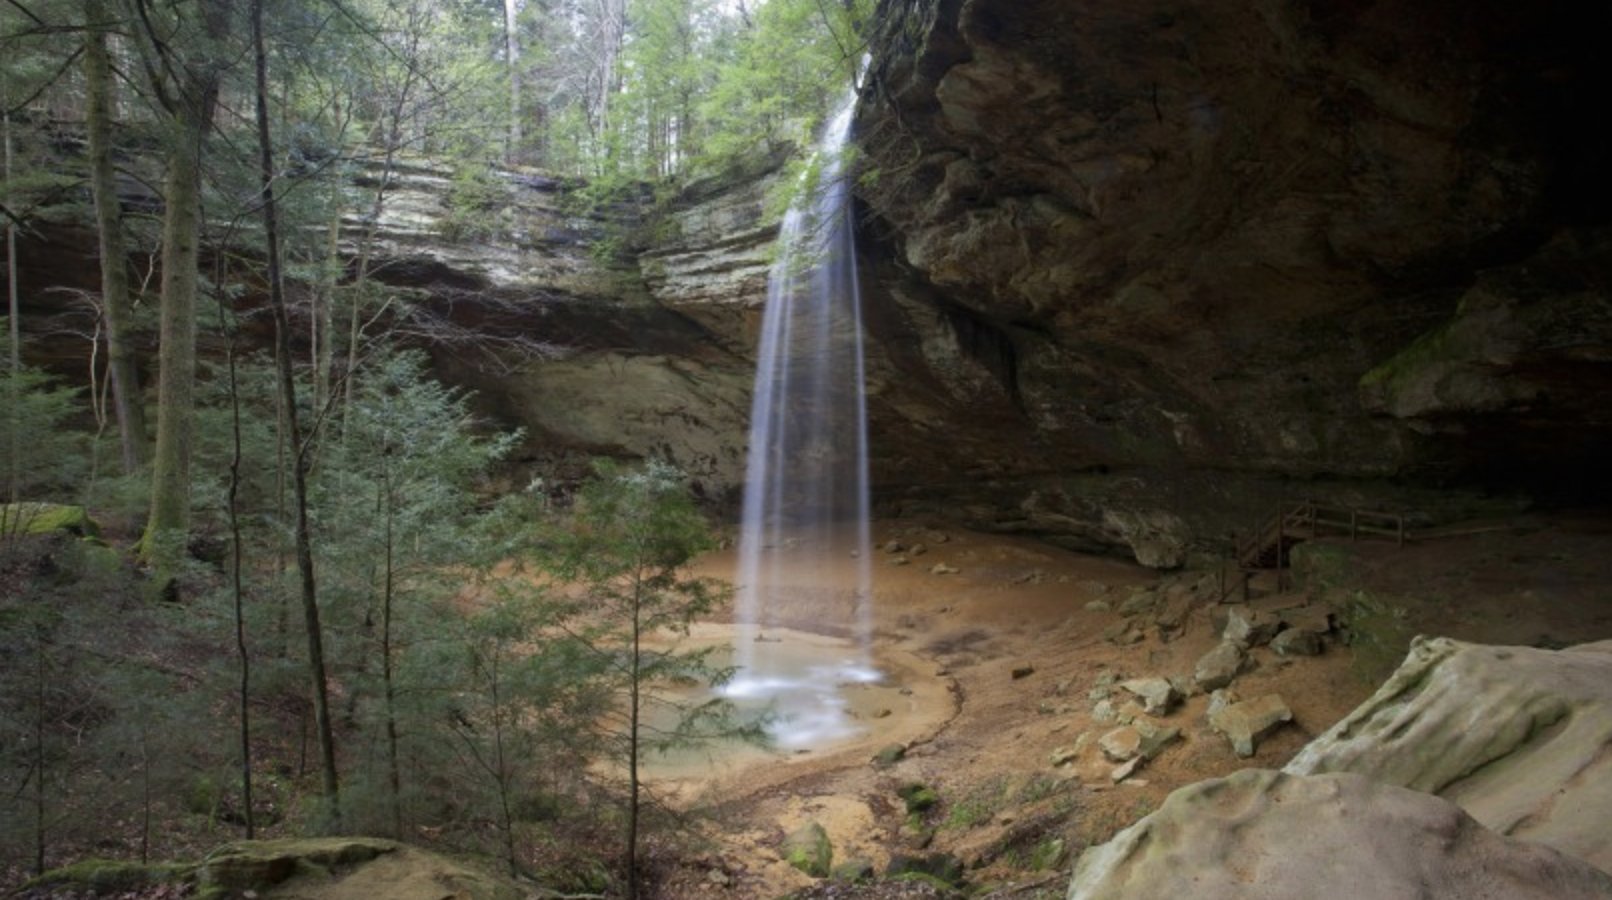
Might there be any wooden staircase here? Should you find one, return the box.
[1237,500,1408,569]
[1224,500,1409,599]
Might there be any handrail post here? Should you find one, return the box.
[1350,509,1358,541]
[1397,516,1405,547]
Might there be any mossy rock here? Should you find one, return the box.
[897,782,939,813]
[782,822,833,878]
[831,857,874,882]
[1,502,101,538]
[872,743,907,767]
[23,859,192,896]
[1028,837,1067,870]
[201,837,398,891]
[887,851,965,887]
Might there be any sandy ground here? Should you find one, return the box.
[631,510,1612,899]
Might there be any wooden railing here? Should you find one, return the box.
[1222,500,1409,599]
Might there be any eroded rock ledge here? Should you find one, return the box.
[852,0,1612,557]
[1069,637,1612,898]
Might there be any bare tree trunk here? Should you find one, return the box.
[33,634,45,876]
[504,0,521,162]
[593,0,625,152]
[84,0,147,473]
[381,458,402,837]
[253,0,340,826]
[312,184,341,416]
[490,651,517,875]
[224,285,254,839]
[626,573,642,900]
[4,81,20,504]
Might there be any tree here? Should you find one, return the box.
[133,0,234,571]
[4,67,19,502]
[544,461,754,899]
[252,0,340,827]
[311,350,517,837]
[83,0,146,475]
[503,0,522,162]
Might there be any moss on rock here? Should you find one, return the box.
[1,502,102,538]
[23,859,193,895]
[782,822,833,878]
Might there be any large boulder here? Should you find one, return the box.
[1,502,101,538]
[1286,637,1612,872]
[1067,769,1612,899]
[199,837,522,900]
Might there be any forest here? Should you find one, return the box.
[2,0,866,894]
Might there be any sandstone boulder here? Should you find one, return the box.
[1222,607,1281,648]
[1193,641,1245,691]
[1269,627,1323,657]
[1209,694,1292,758]
[1118,677,1178,716]
[1067,770,1612,899]
[1286,637,1612,872]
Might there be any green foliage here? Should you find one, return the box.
[0,503,100,539]
[22,859,193,894]
[693,0,871,176]
[442,163,512,242]
[0,365,89,504]
[542,460,756,756]
[897,782,939,815]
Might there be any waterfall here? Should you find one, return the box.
[725,76,877,748]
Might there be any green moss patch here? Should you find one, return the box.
[1,502,102,538]
[23,859,193,895]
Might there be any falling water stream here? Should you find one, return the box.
[724,75,879,749]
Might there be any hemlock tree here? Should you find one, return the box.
[543,461,758,899]
[132,0,234,571]
[312,350,518,837]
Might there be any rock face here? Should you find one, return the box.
[855,0,1612,556]
[1285,637,1612,872]
[16,1,1612,551]
[1066,769,1612,900]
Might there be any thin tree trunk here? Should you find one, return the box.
[381,458,401,837]
[225,293,254,839]
[490,651,517,875]
[4,84,20,504]
[253,0,340,826]
[84,0,147,473]
[626,577,642,900]
[503,0,520,162]
[139,721,153,859]
[33,636,45,875]
[312,185,341,416]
